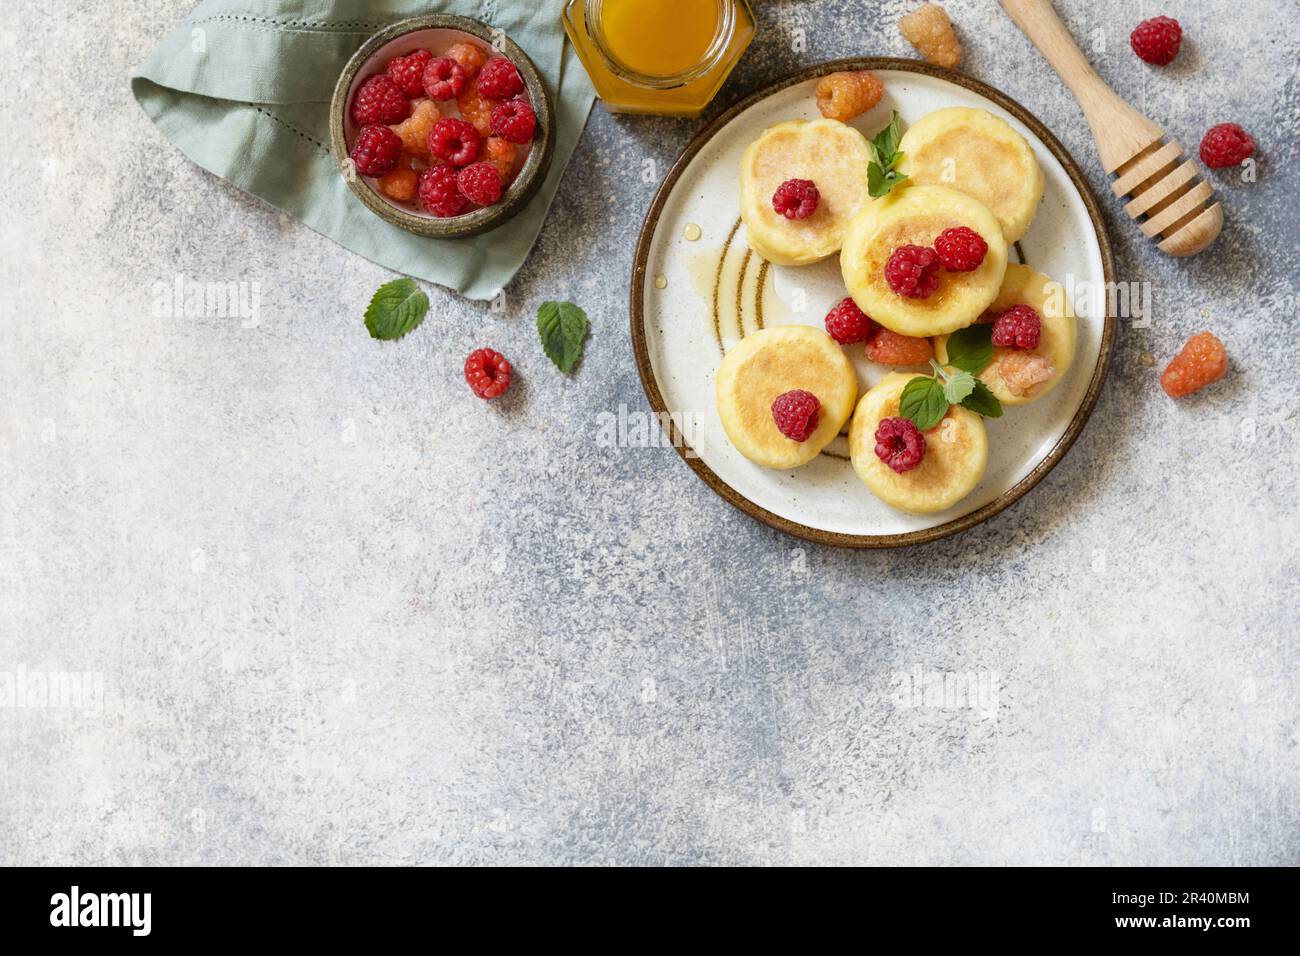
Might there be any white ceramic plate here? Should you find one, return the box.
[631,59,1115,547]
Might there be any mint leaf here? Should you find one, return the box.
[868,165,909,199]
[899,376,948,431]
[537,301,589,374]
[960,380,1004,418]
[870,111,904,166]
[942,369,976,405]
[867,111,909,198]
[364,277,429,341]
[944,323,995,374]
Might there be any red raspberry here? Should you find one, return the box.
[477,57,524,100]
[1129,16,1182,66]
[422,56,467,100]
[933,226,988,272]
[884,244,940,298]
[865,327,933,366]
[824,297,875,344]
[1160,332,1228,398]
[991,305,1041,350]
[874,417,926,473]
[349,125,403,177]
[772,179,819,219]
[428,117,481,166]
[490,99,537,144]
[418,165,467,218]
[351,74,411,126]
[384,49,432,98]
[771,390,821,442]
[1199,123,1255,168]
[456,162,503,206]
[464,348,511,399]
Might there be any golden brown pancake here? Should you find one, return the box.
[896,107,1044,242]
[933,263,1077,405]
[848,372,988,513]
[716,326,858,469]
[840,184,1007,337]
[739,119,874,266]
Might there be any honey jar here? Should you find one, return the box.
[563,0,756,117]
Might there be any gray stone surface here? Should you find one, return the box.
[2,0,1298,865]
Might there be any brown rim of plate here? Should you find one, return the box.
[329,14,555,239]
[629,57,1117,549]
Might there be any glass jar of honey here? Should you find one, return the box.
[563,0,756,117]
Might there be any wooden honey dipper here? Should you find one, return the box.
[1000,0,1222,256]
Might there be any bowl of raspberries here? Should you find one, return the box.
[330,15,554,238]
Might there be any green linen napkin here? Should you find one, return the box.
[131,0,595,301]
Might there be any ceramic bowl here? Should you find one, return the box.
[329,14,555,239]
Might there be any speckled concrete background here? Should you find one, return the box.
[1,0,1298,865]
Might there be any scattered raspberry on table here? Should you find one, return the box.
[1199,123,1255,168]
[1160,332,1228,398]
[771,390,821,442]
[899,3,962,69]
[884,245,940,298]
[874,417,926,473]
[772,179,819,220]
[1129,16,1182,66]
[464,349,512,399]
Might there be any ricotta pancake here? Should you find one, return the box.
[716,325,858,469]
[848,372,988,514]
[934,263,1077,405]
[895,107,1044,242]
[739,119,874,266]
[841,184,1007,337]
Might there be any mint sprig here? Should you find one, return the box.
[899,375,948,431]
[943,323,995,374]
[537,301,589,374]
[867,111,909,198]
[899,358,1003,430]
[960,380,1003,418]
[364,277,429,341]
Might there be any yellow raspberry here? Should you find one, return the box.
[484,137,518,184]
[391,99,440,158]
[378,165,419,203]
[899,3,963,69]
[445,41,488,79]
[815,70,884,123]
[457,81,494,137]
